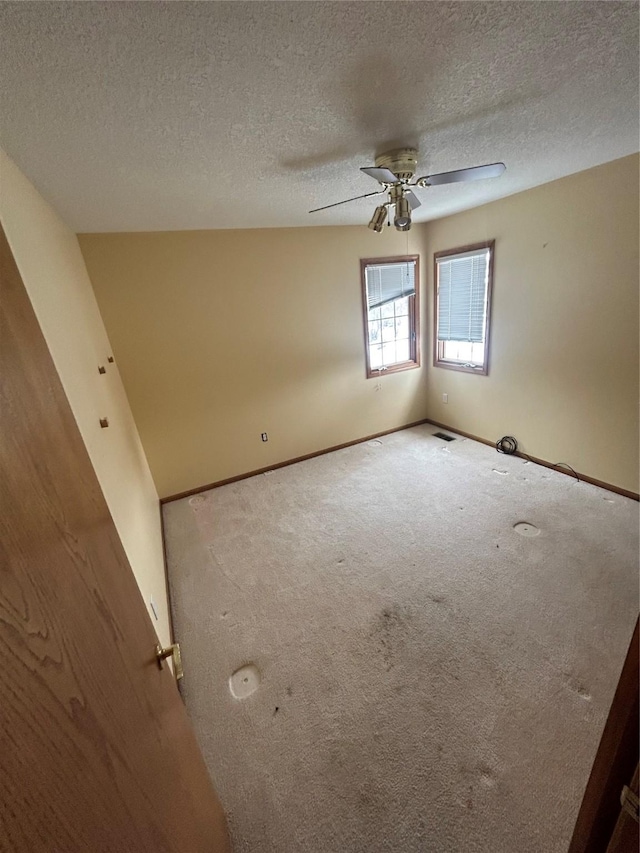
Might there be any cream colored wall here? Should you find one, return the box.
[79,226,429,498]
[79,155,638,500]
[0,150,171,647]
[424,154,639,493]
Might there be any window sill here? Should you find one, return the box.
[433,359,488,376]
[367,360,421,379]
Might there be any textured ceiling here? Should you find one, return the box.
[0,1,638,232]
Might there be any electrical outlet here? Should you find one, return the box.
[442,393,448,404]
[375,382,382,392]
[261,432,268,442]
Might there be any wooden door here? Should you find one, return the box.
[607,765,638,852]
[569,619,638,853]
[0,225,231,852]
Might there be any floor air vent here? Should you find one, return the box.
[433,432,456,442]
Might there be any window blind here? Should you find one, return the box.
[365,261,415,310]
[436,248,489,342]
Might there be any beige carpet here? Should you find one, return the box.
[163,425,638,853]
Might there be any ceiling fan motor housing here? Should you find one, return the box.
[375,148,418,182]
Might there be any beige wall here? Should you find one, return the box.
[424,154,639,493]
[79,226,429,498]
[79,155,638,500]
[0,150,171,647]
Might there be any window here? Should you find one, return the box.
[434,240,494,375]
[361,255,420,378]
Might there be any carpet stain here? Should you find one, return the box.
[464,767,496,810]
[356,779,388,817]
[465,788,474,810]
[564,673,592,701]
[477,764,497,787]
[460,762,498,799]
[428,593,447,604]
[371,605,413,671]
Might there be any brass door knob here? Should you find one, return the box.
[156,642,184,680]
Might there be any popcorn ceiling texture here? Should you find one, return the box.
[0,1,638,232]
[163,426,639,853]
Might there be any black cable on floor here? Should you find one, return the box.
[551,461,580,481]
[496,436,518,455]
[495,435,580,482]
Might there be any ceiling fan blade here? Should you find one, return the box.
[422,162,506,186]
[360,166,400,184]
[309,190,384,214]
[405,189,421,210]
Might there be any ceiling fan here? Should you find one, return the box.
[309,148,506,232]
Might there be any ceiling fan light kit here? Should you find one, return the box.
[394,194,411,230]
[309,147,506,233]
[367,205,388,233]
